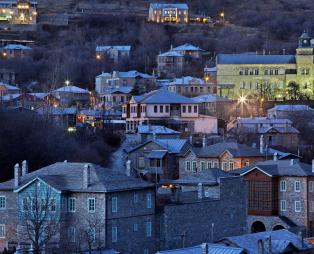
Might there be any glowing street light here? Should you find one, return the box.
[65,80,70,86]
[220,12,225,18]
[239,95,246,103]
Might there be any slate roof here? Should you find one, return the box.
[0,83,20,91]
[0,162,154,192]
[36,107,77,115]
[233,159,314,177]
[140,90,197,104]
[3,44,32,50]
[29,93,49,99]
[159,51,184,57]
[192,94,230,103]
[269,104,314,111]
[188,142,267,158]
[235,117,292,124]
[115,70,152,79]
[96,46,131,52]
[105,86,133,94]
[220,230,314,254]
[53,86,89,94]
[126,138,189,154]
[147,150,168,159]
[170,76,205,85]
[217,54,296,65]
[137,125,180,134]
[204,66,217,72]
[156,243,245,254]
[171,43,203,52]
[0,93,21,101]
[150,3,188,10]
[259,126,300,134]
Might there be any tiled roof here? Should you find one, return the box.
[0,162,154,192]
[96,46,131,52]
[150,3,188,10]
[189,142,267,158]
[220,230,314,254]
[3,44,32,50]
[192,94,230,103]
[156,243,245,254]
[217,54,296,65]
[137,125,180,134]
[53,85,89,93]
[170,76,205,85]
[158,51,184,57]
[234,159,314,177]
[171,43,203,52]
[141,90,197,104]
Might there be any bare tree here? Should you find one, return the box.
[18,183,61,254]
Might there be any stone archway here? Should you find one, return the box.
[251,221,266,233]
[273,224,285,231]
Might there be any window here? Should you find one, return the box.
[50,199,56,212]
[194,106,197,113]
[112,197,118,213]
[182,106,186,113]
[133,194,138,204]
[188,106,192,113]
[295,201,301,212]
[68,198,76,212]
[280,180,286,192]
[88,198,95,213]
[146,193,152,209]
[160,105,163,113]
[222,162,228,171]
[22,197,28,211]
[280,200,287,211]
[154,106,158,113]
[244,161,250,167]
[0,225,5,238]
[185,161,191,172]
[192,161,197,172]
[112,226,118,242]
[165,105,169,113]
[213,161,219,168]
[0,196,6,209]
[68,226,76,243]
[229,162,234,171]
[138,157,145,168]
[310,181,314,192]
[200,161,206,171]
[133,223,138,232]
[294,181,301,192]
[144,249,149,254]
[146,221,152,237]
[207,161,212,169]
[311,201,314,213]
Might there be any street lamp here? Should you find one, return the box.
[65,80,70,86]
[239,95,246,103]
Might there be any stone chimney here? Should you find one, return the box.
[202,135,206,148]
[14,163,21,188]
[189,135,193,145]
[198,183,203,200]
[201,243,208,254]
[290,159,295,166]
[22,160,28,176]
[260,135,264,154]
[126,160,131,176]
[83,164,90,189]
[273,152,278,161]
[312,159,314,173]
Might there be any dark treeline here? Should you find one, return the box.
[0,110,120,181]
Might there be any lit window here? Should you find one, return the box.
[146,193,152,209]
[280,200,287,211]
[146,221,152,237]
[294,181,301,192]
[88,198,95,213]
[295,201,301,212]
[68,198,76,212]
[112,197,118,213]
[280,180,286,192]
[0,196,6,209]
[112,226,118,242]
[0,225,5,238]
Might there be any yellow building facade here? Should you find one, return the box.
[216,32,314,100]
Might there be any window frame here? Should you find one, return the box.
[88,198,96,213]
[280,200,287,212]
[112,197,118,213]
[0,224,5,238]
[310,181,314,192]
[146,221,152,237]
[0,196,6,210]
[112,226,118,243]
[280,180,287,192]
[295,201,301,212]
[68,197,76,213]
[146,193,152,209]
[294,181,301,192]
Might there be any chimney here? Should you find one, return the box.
[22,160,28,176]
[273,152,278,161]
[201,243,208,254]
[153,132,156,140]
[83,164,90,189]
[290,159,295,166]
[14,163,21,188]
[312,159,314,173]
[202,135,206,148]
[283,48,286,55]
[263,49,266,55]
[260,135,264,154]
[198,183,203,199]
[189,135,193,145]
[126,160,131,176]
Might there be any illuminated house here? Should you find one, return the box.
[0,0,37,25]
[1,44,32,58]
[216,32,314,100]
[95,46,131,63]
[148,3,189,23]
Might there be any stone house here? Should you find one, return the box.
[95,46,131,63]
[171,44,204,59]
[1,44,32,58]
[100,86,133,112]
[0,162,156,254]
[52,85,90,107]
[178,142,269,178]
[233,158,314,236]
[148,3,189,23]
[126,138,190,180]
[157,51,184,78]
[137,125,181,143]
